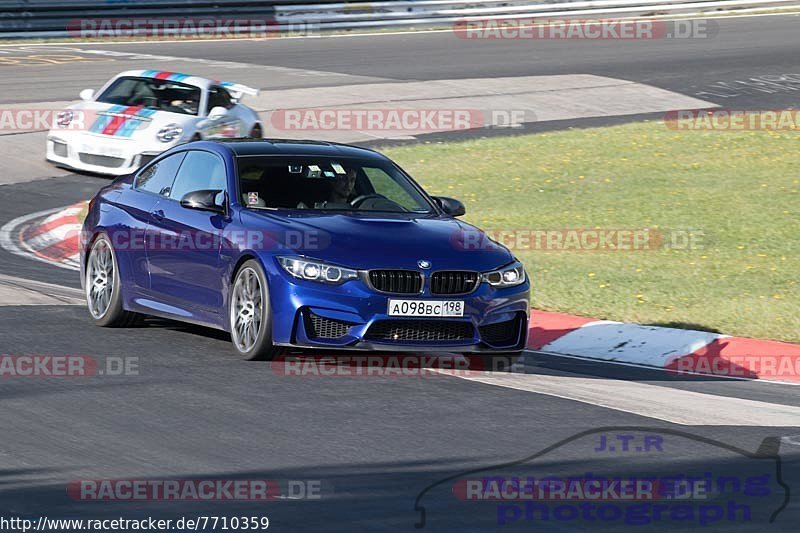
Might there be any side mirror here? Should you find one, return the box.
[433,196,466,217]
[208,106,228,119]
[79,89,95,101]
[180,189,226,215]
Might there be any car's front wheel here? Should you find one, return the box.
[230,260,282,360]
[86,235,142,327]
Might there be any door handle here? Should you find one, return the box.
[152,209,165,222]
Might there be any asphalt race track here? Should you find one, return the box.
[1,13,800,531]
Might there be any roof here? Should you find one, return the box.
[207,138,388,160]
[111,71,259,96]
[115,70,212,89]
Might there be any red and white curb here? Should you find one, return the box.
[0,202,87,271]
[527,311,800,384]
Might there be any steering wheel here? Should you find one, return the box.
[349,194,385,208]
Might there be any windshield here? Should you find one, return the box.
[96,76,202,116]
[236,155,435,214]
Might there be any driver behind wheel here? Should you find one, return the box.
[329,167,357,205]
[298,167,358,210]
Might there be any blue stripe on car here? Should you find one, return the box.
[116,108,158,138]
[89,104,125,133]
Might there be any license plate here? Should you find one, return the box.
[80,146,123,158]
[388,299,464,317]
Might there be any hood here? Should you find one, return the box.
[241,210,515,272]
[61,101,193,139]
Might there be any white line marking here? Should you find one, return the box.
[441,369,800,426]
[0,274,83,299]
[0,274,83,306]
[0,207,80,271]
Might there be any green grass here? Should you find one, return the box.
[379,121,800,343]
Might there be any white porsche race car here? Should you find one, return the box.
[46,70,262,176]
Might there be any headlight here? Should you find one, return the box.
[483,261,526,288]
[157,124,183,143]
[56,110,73,127]
[278,256,358,285]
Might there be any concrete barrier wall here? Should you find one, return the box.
[0,0,797,37]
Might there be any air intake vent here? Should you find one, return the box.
[306,312,352,339]
[78,153,125,168]
[365,320,473,342]
[479,315,523,346]
[52,141,68,157]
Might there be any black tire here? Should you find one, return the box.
[229,259,283,361]
[249,124,263,139]
[467,352,523,372]
[85,234,143,328]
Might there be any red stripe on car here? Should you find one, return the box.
[101,105,142,136]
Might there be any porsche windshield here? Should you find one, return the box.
[237,156,435,213]
[96,76,202,116]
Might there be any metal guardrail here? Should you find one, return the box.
[0,0,798,37]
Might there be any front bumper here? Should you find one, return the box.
[46,133,165,176]
[268,268,531,353]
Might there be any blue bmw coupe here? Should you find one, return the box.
[81,139,530,366]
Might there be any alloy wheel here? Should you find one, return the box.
[86,239,115,319]
[231,267,264,353]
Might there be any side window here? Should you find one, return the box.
[206,87,233,114]
[169,151,227,201]
[135,152,186,196]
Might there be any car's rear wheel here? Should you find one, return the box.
[249,124,263,139]
[86,235,142,327]
[230,260,282,361]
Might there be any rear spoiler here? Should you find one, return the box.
[220,81,260,98]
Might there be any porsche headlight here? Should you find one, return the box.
[56,110,73,127]
[278,257,358,285]
[157,124,183,143]
[483,261,526,288]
